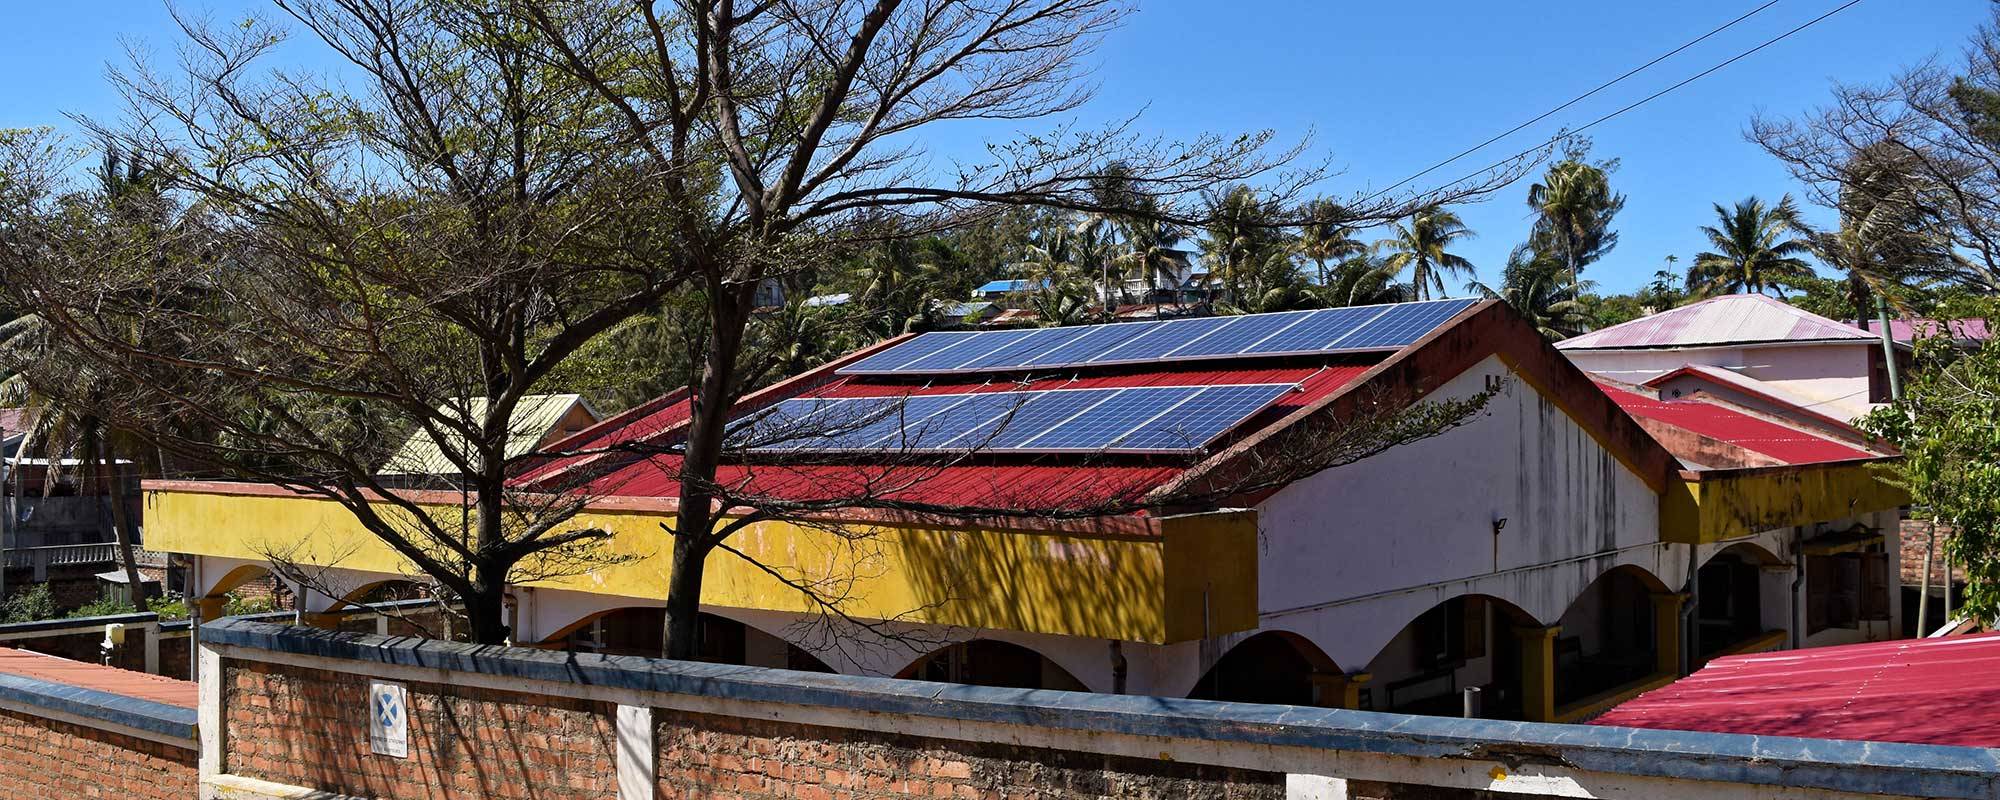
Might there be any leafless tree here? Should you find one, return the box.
[513,0,1530,657]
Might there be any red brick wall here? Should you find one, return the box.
[655,711,1285,800]
[0,707,195,799]
[225,660,618,799]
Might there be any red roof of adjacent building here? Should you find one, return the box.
[0,646,195,708]
[1597,382,1878,465]
[1867,317,1991,344]
[1593,633,2000,748]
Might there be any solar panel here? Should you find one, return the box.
[832,299,1479,375]
[1336,298,1477,350]
[1170,311,1314,358]
[1110,383,1291,450]
[738,383,1293,454]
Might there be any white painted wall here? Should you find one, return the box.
[1563,343,1878,420]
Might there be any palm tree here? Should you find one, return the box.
[1684,195,1814,298]
[1377,205,1476,301]
[1314,255,1410,307]
[1201,185,1289,306]
[1526,157,1624,296]
[1295,199,1369,287]
[1470,245,1593,341]
[1019,226,1100,326]
[1114,209,1190,311]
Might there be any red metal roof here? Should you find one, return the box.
[1867,317,1991,344]
[1597,382,1877,464]
[1593,633,2000,748]
[578,364,1371,510]
[0,646,195,708]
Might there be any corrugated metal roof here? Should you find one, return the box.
[975,278,1046,294]
[1867,317,1990,343]
[1598,382,1877,464]
[1592,633,2000,748]
[379,394,598,476]
[0,646,195,708]
[1558,294,1875,350]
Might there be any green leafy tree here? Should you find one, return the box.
[1313,255,1409,308]
[1295,199,1369,287]
[1684,195,1815,298]
[1378,205,1475,301]
[1470,245,1593,340]
[1858,299,2000,623]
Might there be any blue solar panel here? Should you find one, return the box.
[1248,306,1391,354]
[1022,323,1153,367]
[895,328,1034,371]
[951,388,1114,449]
[1170,311,1315,358]
[837,332,979,373]
[834,299,1479,375]
[876,392,1026,450]
[1335,299,1476,350]
[1110,384,1290,450]
[1089,316,1237,363]
[1017,386,1202,449]
[736,397,895,450]
[958,326,1092,370]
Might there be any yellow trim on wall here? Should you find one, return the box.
[1661,463,1908,544]
[144,487,1258,644]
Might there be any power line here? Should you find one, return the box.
[1422,0,1865,201]
[1363,0,1787,203]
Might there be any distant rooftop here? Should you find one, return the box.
[975,278,1049,294]
[1558,294,1877,350]
[1866,317,1990,344]
[0,646,194,709]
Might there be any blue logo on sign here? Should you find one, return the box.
[375,689,403,730]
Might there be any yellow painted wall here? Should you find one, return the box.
[1661,463,1908,544]
[145,488,1257,644]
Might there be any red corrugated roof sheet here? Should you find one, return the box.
[1558,294,1875,350]
[0,647,195,708]
[1867,317,1991,344]
[1593,633,2000,748]
[1598,382,1876,464]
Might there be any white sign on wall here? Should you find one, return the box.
[369,679,409,758]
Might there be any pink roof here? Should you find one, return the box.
[0,647,195,708]
[1640,364,1862,434]
[1593,633,2000,748]
[1865,318,1990,343]
[1557,294,1875,350]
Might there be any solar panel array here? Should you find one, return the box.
[729,383,1293,454]
[838,298,1478,375]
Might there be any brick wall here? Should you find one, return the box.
[655,709,1283,800]
[0,707,195,799]
[225,659,618,799]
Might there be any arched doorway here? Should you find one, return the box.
[1361,595,1537,718]
[199,563,293,615]
[1552,565,1671,710]
[897,640,1087,691]
[547,608,833,672]
[1695,543,1785,662]
[1187,631,1337,706]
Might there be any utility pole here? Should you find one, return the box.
[1917,519,1934,637]
[1876,295,1903,401]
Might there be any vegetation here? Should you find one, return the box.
[1377,206,1477,301]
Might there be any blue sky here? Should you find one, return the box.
[0,0,1988,293]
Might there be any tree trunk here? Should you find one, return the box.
[464,566,509,645]
[98,437,148,613]
[663,533,708,660]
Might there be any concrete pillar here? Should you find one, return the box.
[195,596,227,621]
[616,704,656,800]
[143,622,160,675]
[1514,625,1561,723]
[1309,671,1371,709]
[1652,592,1689,676]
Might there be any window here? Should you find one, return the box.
[1808,551,1891,634]
[1412,596,1486,669]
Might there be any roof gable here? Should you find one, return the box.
[380,393,597,476]
[1557,294,1875,350]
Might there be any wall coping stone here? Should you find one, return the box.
[204,617,2000,799]
[0,667,197,743]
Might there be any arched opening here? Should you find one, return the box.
[202,563,293,614]
[896,640,1087,691]
[1695,543,1786,662]
[1553,565,1671,709]
[1187,631,1337,706]
[1362,595,1537,717]
[545,608,833,672]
